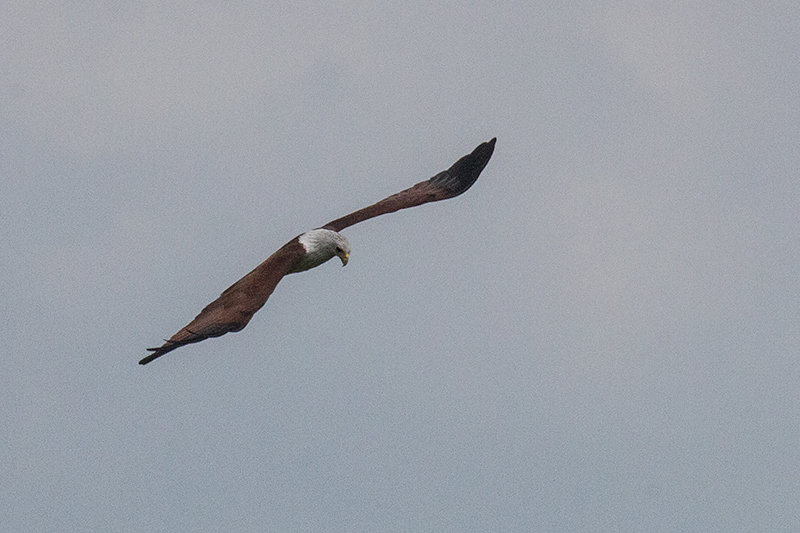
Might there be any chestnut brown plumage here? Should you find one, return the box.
[141,138,495,365]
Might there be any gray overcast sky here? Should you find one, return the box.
[2,1,798,531]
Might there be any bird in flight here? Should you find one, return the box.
[141,138,496,365]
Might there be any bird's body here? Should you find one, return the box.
[141,138,495,365]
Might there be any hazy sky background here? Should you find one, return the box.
[2,1,798,531]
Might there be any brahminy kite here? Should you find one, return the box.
[141,138,495,364]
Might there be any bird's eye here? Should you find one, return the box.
[335,246,342,253]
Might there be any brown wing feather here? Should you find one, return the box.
[322,138,495,233]
[139,238,306,364]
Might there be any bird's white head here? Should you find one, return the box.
[294,229,351,272]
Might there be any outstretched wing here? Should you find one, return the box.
[139,239,306,365]
[322,138,496,233]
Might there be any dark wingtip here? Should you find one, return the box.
[139,349,161,365]
[139,355,156,365]
[430,137,496,196]
[139,344,175,365]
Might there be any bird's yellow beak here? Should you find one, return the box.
[340,253,349,266]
